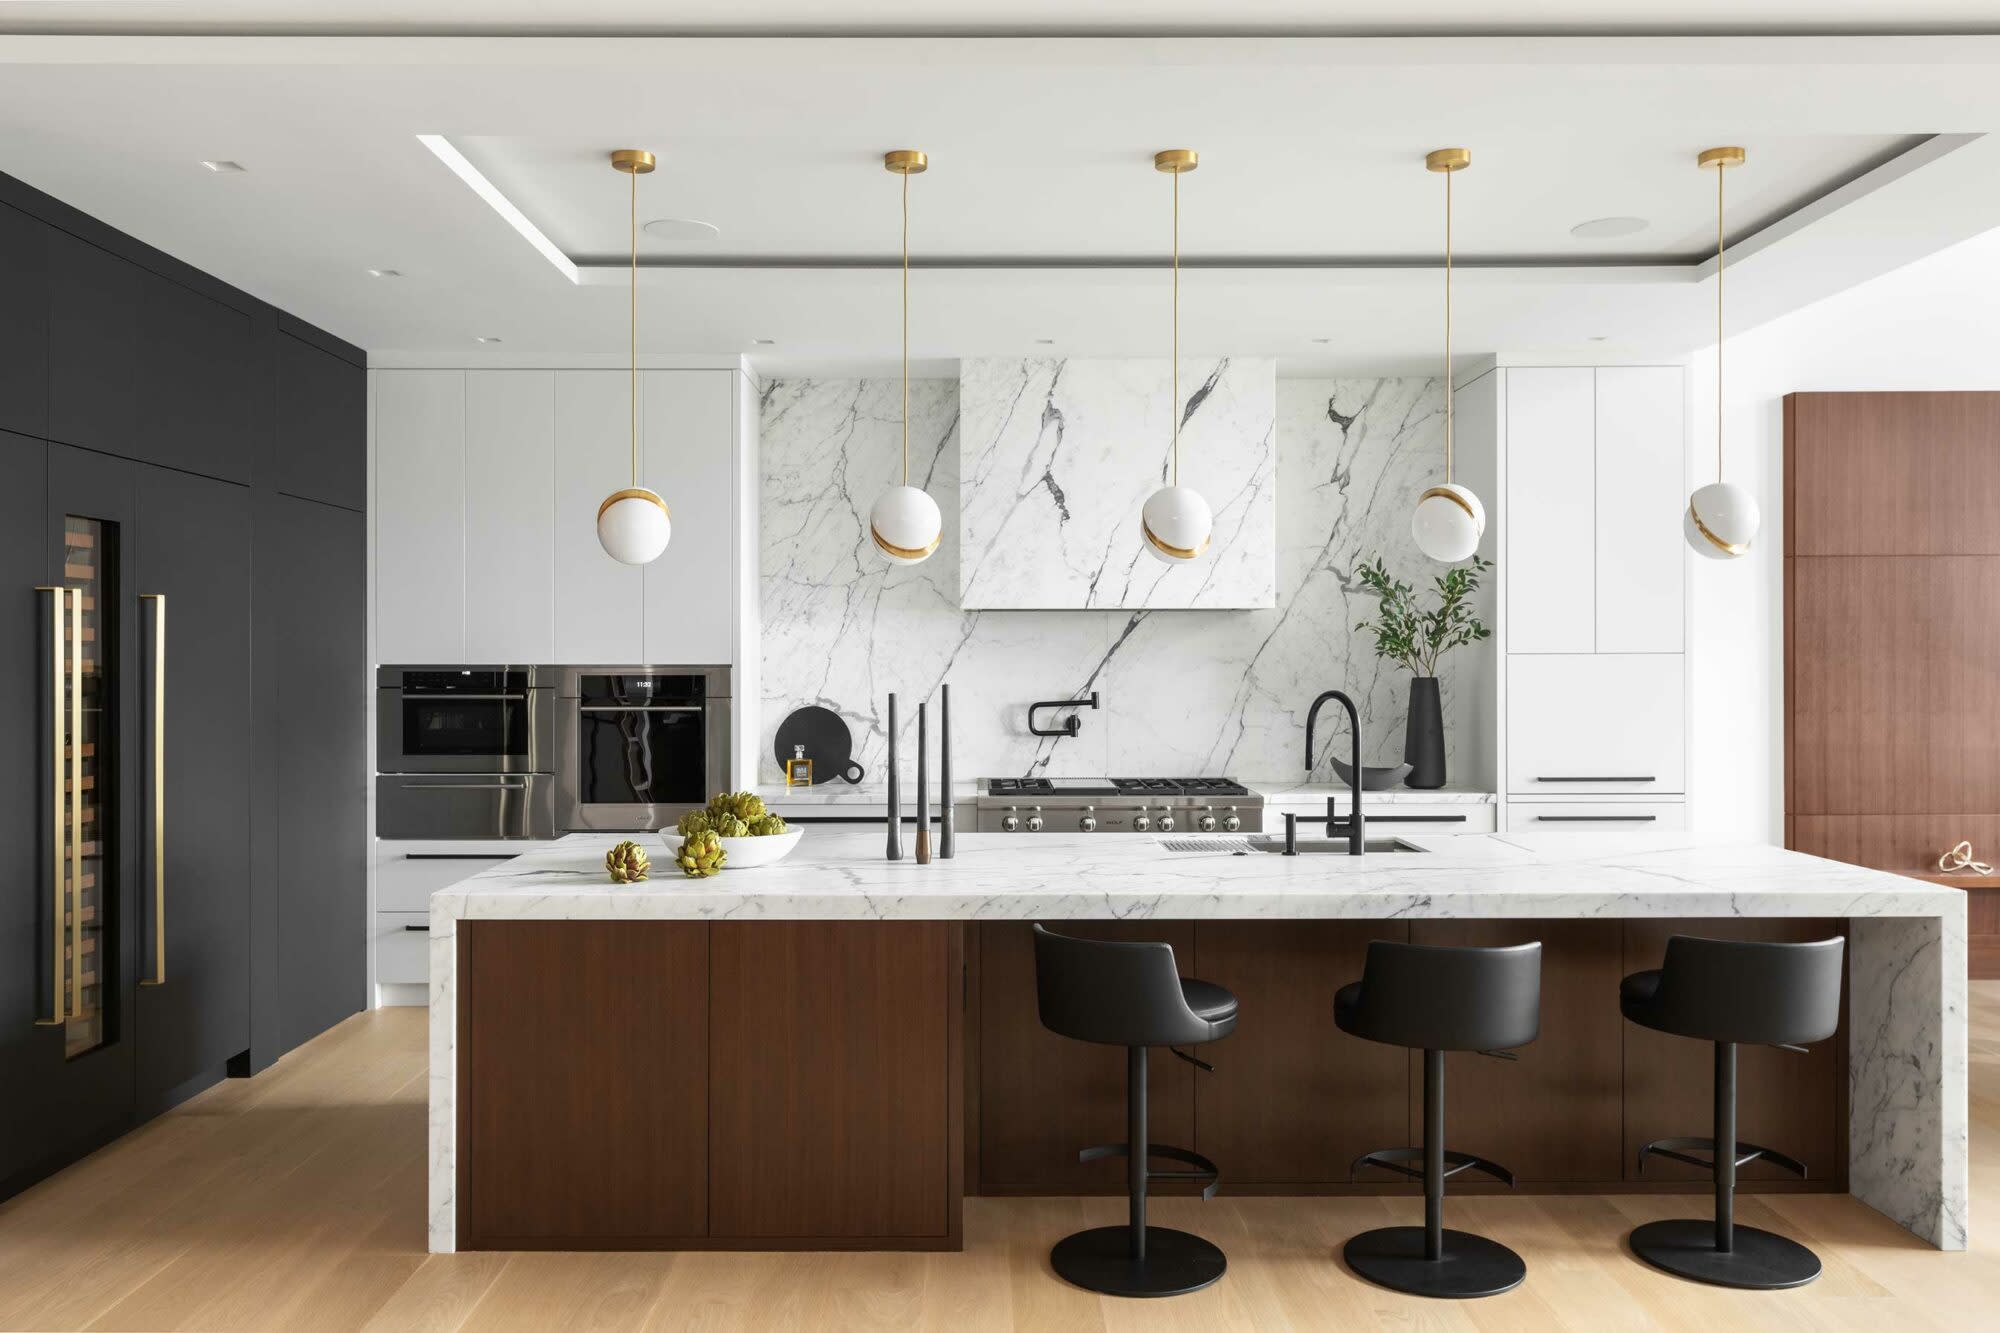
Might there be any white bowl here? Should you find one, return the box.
[710,828,804,869]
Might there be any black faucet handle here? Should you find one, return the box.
[1283,812,1299,856]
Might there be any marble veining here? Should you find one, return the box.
[757,375,1493,786]
[958,358,1276,610]
[426,830,1964,1254]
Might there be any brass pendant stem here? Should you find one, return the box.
[1172,166,1180,489]
[1444,164,1453,486]
[629,162,638,489]
[1716,160,1725,486]
[902,165,910,487]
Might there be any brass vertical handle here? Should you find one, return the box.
[34,587,66,1027]
[141,593,166,987]
[68,584,82,1018]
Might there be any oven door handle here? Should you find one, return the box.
[395,692,528,701]
[576,705,706,713]
[397,779,532,791]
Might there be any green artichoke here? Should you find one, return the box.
[676,830,727,878]
[676,809,713,837]
[604,840,651,884]
[750,814,789,837]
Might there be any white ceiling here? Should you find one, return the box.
[4,2,2000,36]
[0,32,1997,375]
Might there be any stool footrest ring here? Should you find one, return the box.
[1637,1136,1808,1179]
[1077,1141,1222,1199]
[1349,1146,1516,1188]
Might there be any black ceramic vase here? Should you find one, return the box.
[1404,676,1446,790]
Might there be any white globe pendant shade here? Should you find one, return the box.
[869,484,942,564]
[1684,480,1759,559]
[596,487,672,566]
[1141,484,1213,563]
[1411,483,1485,563]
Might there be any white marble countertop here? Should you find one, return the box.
[749,780,1493,815]
[429,829,1957,924]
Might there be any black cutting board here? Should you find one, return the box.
[773,706,865,784]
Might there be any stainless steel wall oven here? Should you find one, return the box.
[556,666,732,832]
[375,666,557,839]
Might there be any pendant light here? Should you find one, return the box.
[1141,148,1213,563]
[595,149,672,566]
[868,149,944,565]
[1410,147,1486,564]
[1685,146,1760,559]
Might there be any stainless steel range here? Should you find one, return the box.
[975,777,1262,834]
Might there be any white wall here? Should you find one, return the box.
[1687,227,2000,841]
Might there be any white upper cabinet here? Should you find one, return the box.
[1504,368,1596,654]
[641,370,737,665]
[1593,367,1685,654]
[464,371,554,664]
[552,371,645,664]
[374,370,464,663]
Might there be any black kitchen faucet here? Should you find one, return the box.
[1304,690,1365,856]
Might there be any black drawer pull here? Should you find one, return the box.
[1536,775,1655,783]
[1535,815,1658,823]
[402,923,431,932]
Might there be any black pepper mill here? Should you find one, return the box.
[885,693,902,861]
[915,701,932,864]
[939,683,955,859]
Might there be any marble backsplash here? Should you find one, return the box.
[758,370,1494,786]
[958,357,1276,610]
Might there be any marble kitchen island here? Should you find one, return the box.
[429,830,1964,1256]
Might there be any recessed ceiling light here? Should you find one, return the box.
[1570,216,1649,240]
[1035,338,1056,345]
[416,133,579,285]
[643,218,722,243]
[751,338,776,346]
[1311,337,1333,344]
[1587,335,1610,342]
[201,160,246,174]
[476,336,503,344]
[366,268,401,278]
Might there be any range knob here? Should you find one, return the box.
[1025,805,1044,833]
[1078,807,1098,833]
[1132,811,1152,833]
[1221,806,1242,832]
[1000,806,1021,833]
[1156,809,1176,833]
[1197,808,1218,833]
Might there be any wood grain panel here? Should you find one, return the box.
[1622,919,1847,1186]
[1787,392,2000,556]
[458,921,708,1246]
[1191,922,1409,1184]
[1408,920,1626,1183]
[1793,815,2000,980]
[976,922,1196,1194]
[708,921,959,1240]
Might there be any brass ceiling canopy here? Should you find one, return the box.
[1425,147,1471,174]
[610,149,656,175]
[1698,146,1747,170]
[883,149,928,175]
[1154,148,1198,174]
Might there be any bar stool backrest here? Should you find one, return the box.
[1652,935,1845,1046]
[1032,924,1209,1048]
[1346,939,1543,1051]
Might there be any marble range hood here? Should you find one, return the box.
[958,357,1277,610]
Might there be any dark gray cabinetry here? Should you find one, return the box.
[133,464,252,1109]
[47,231,140,458]
[273,331,366,509]
[139,274,257,484]
[271,494,367,1052]
[0,206,48,438]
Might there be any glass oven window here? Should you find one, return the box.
[402,696,529,759]
[577,708,708,807]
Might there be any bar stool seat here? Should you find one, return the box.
[1336,939,1542,1300]
[1032,924,1235,1299]
[1620,934,1845,1291]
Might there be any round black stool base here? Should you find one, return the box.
[1343,1226,1526,1299]
[1049,1225,1226,1298]
[1628,1219,1821,1290]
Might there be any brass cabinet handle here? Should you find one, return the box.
[33,587,66,1027]
[141,593,166,987]
[68,586,82,1017]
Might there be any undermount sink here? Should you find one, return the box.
[1246,836,1429,855]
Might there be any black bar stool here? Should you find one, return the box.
[1619,934,1845,1290]
[1336,939,1542,1299]
[1031,924,1238,1298]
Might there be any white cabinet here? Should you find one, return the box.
[374,913,431,986]
[374,843,519,1000]
[1506,654,1684,795]
[1505,368,1596,654]
[553,371,645,663]
[464,371,555,663]
[642,370,737,665]
[1506,801,1687,833]
[1594,368,1685,653]
[374,371,464,662]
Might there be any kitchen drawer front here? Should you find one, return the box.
[376,912,433,985]
[1507,801,1687,833]
[377,849,516,913]
[1507,654,1684,795]
[1265,802,1497,833]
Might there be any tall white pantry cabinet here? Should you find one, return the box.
[1454,365,1690,833]
[371,366,752,671]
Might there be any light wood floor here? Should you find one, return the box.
[4,990,2000,1333]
